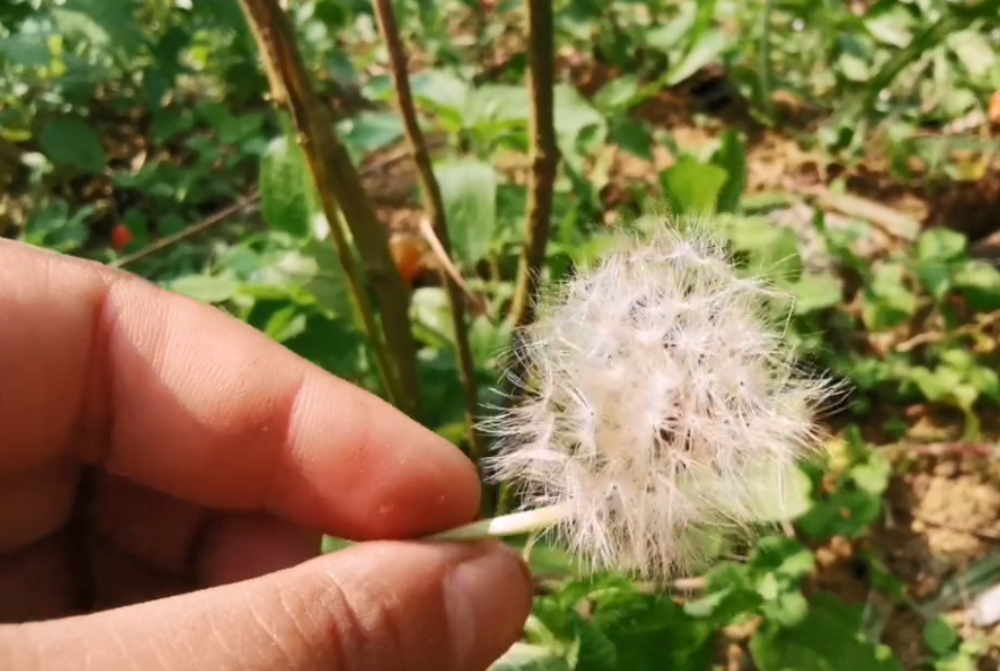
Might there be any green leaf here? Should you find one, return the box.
[39,118,106,173]
[924,617,960,655]
[410,71,469,131]
[665,28,729,86]
[593,76,641,112]
[798,488,883,540]
[917,228,967,262]
[710,130,748,213]
[467,84,531,126]
[247,242,354,323]
[54,0,145,55]
[167,275,241,304]
[793,273,844,314]
[953,260,1000,311]
[728,217,803,283]
[861,262,917,331]
[432,159,498,266]
[850,456,892,495]
[22,199,92,253]
[762,590,810,628]
[554,84,607,164]
[661,159,729,216]
[0,32,54,68]
[914,228,967,297]
[339,112,406,161]
[948,29,996,77]
[864,6,913,47]
[751,594,904,671]
[643,2,696,51]
[259,132,316,239]
[909,366,979,410]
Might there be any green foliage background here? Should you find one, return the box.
[5,0,1000,668]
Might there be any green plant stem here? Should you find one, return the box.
[509,0,560,331]
[499,0,560,515]
[370,0,489,496]
[237,0,421,417]
[424,502,572,542]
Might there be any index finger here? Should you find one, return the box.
[0,239,480,539]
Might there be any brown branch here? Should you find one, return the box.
[496,0,560,516]
[111,190,260,269]
[237,0,421,417]
[896,309,1000,352]
[508,0,559,329]
[370,0,489,485]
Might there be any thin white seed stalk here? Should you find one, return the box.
[424,503,573,542]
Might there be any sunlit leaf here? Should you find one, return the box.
[432,158,498,266]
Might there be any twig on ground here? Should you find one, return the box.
[237,0,421,416]
[790,184,920,242]
[896,309,1000,352]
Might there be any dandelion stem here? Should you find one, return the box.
[424,503,572,542]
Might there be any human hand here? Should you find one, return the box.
[0,239,532,670]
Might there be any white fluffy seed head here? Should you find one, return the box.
[483,221,835,579]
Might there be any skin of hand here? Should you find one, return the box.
[0,239,533,671]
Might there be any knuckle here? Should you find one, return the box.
[312,568,411,671]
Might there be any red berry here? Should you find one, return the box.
[111,223,135,251]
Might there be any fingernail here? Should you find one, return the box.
[443,542,531,668]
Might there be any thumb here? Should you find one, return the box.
[3,540,533,671]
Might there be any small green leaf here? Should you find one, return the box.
[948,29,996,77]
[168,275,241,304]
[728,217,803,283]
[410,71,469,131]
[661,159,729,216]
[925,618,960,655]
[909,366,978,409]
[665,28,729,86]
[466,84,531,127]
[593,76,641,112]
[794,273,844,314]
[554,84,607,161]
[915,229,966,298]
[710,130,748,213]
[864,7,913,47]
[39,118,106,173]
[432,159,498,266]
[861,262,917,331]
[763,590,810,628]
[917,228,967,262]
[643,3,696,51]
[259,131,316,239]
[953,260,1000,311]
[339,112,406,161]
[851,456,892,495]
[22,199,92,252]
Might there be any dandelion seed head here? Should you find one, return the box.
[483,221,836,579]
